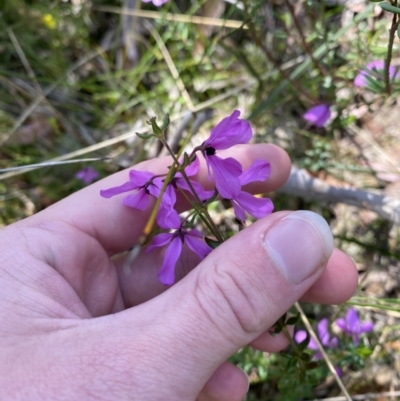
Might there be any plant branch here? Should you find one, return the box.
[242,0,318,103]
[161,139,225,243]
[283,0,328,77]
[384,1,399,95]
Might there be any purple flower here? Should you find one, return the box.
[201,110,252,199]
[142,0,169,6]
[75,166,99,184]
[335,308,374,346]
[100,170,180,229]
[335,366,343,378]
[171,157,214,202]
[295,318,338,360]
[147,228,212,285]
[229,160,274,221]
[354,60,400,87]
[303,104,331,127]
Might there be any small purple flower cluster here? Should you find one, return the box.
[303,104,331,128]
[302,60,400,129]
[100,110,273,285]
[76,166,99,184]
[354,60,400,88]
[335,307,374,346]
[295,318,338,360]
[142,0,169,6]
[295,308,374,360]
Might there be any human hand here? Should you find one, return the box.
[0,144,357,401]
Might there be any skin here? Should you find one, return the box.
[0,144,358,401]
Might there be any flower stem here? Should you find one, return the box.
[161,139,224,243]
[384,1,399,95]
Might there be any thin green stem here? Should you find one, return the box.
[282,325,304,361]
[242,0,318,104]
[283,0,328,78]
[384,1,399,95]
[161,139,224,242]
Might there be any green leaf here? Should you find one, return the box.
[135,132,154,139]
[161,113,170,131]
[379,2,400,14]
[286,313,300,326]
[147,117,162,136]
[204,237,221,249]
[182,152,191,168]
[306,361,320,370]
[183,214,197,229]
[205,189,219,204]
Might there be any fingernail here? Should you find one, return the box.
[263,211,334,285]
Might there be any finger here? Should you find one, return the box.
[250,328,292,353]
[300,249,358,304]
[114,242,204,307]
[19,144,290,254]
[114,227,357,309]
[197,362,249,401]
[109,210,341,399]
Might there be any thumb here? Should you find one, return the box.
[113,210,334,399]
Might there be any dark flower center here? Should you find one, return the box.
[143,180,157,194]
[172,229,185,243]
[205,147,216,156]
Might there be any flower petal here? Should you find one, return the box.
[303,104,331,127]
[354,72,367,87]
[122,188,150,210]
[146,233,173,253]
[162,181,177,206]
[329,337,338,348]
[359,322,374,334]
[366,60,385,70]
[206,155,242,198]
[308,338,319,351]
[294,330,307,344]
[239,160,271,186]
[128,170,155,187]
[186,228,203,238]
[335,318,348,333]
[354,61,400,87]
[317,318,329,345]
[158,236,182,286]
[233,192,274,219]
[146,178,163,199]
[185,234,213,259]
[175,177,214,202]
[157,200,181,229]
[232,200,246,221]
[100,181,139,198]
[205,110,252,150]
[184,156,200,177]
[76,167,99,184]
[346,308,359,331]
[142,0,169,5]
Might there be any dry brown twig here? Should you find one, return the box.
[295,303,352,401]
[278,167,400,225]
[94,5,247,29]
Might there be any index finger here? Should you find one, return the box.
[19,144,291,254]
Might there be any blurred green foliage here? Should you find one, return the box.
[1,0,400,399]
